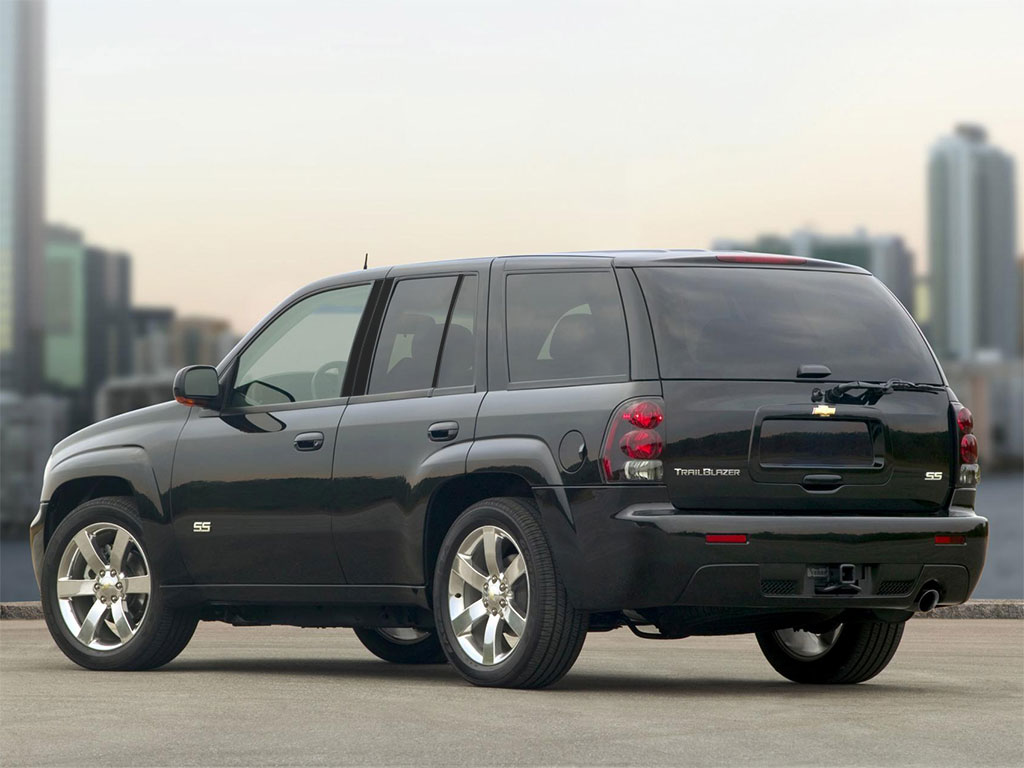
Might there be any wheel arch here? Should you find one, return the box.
[45,476,137,547]
[42,447,166,549]
[422,471,535,596]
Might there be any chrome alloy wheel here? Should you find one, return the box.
[447,524,529,666]
[774,625,843,660]
[56,523,151,651]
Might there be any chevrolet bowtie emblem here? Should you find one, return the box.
[812,404,836,417]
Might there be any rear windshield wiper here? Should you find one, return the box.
[815,379,945,406]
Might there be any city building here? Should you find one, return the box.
[170,316,237,368]
[43,224,87,392]
[131,306,176,375]
[43,224,134,429]
[85,245,133,389]
[0,391,68,531]
[96,313,240,420]
[712,228,916,312]
[0,0,46,394]
[928,124,1019,360]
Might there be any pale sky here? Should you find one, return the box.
[48,0,1024,332]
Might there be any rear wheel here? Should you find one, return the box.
[755,619,905,684]
[41,497,199,671]
[352,627,446,664]
[433,497,587,688]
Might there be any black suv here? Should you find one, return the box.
[31,251,987,688]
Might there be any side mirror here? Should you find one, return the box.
[173,366,221,408]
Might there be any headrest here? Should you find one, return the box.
[549,314,598,361]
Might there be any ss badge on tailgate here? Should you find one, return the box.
[193,521,211,533]
[925,472,943,481]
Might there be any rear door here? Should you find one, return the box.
[331,269,487,584]
[635,265,953,514]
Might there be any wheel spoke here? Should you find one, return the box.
[76,599,108,645]
[110,601,135,642]
[122,575,151,595]
[450,599,487,636]
[504,554,526,585]
[108,529,131,572]
[503,604,526,637]
[73,530,106,573]
[482,527,501,576]
[481,613,501,665]
[56,579,95,599]
[453,554,487,592]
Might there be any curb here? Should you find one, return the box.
[2,600,1022,621]
[1,602,44,620]
[913,599,1023,619]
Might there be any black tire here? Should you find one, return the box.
[41,496,199,671]
[433,496,588,689]
[352,627,447,664]
[756,619,906,684]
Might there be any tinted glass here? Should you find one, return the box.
[436,276,478,389]
[637,267,941,382]
[231,284,372,407]
[506,271,628,383]
[368,276,458,394]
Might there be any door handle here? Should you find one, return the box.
[428,421,459,442]
[294,432,325,451]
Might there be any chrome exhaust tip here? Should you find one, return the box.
[917,588,941,613]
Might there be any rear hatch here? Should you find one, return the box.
[635,263,953,514]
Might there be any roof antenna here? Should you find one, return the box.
[363,253,368,270]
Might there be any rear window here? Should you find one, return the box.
[636,267,941,382]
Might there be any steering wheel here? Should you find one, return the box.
[312,360,346,400]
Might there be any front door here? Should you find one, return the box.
[171,282,374,584]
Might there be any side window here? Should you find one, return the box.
[230,284,372,407]
[436,276,478,389]
[368,276,458,394]
[506,271,628,383]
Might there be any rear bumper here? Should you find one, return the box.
[534,487,989,613]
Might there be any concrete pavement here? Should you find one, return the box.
[1,619,1022,767]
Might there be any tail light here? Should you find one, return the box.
[953,403,980,486]
[601,397,666,482]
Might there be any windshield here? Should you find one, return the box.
[636,267,941,383]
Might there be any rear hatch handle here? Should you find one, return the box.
[801,473,843,490]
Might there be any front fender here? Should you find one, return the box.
[44,446,166,522]
[34,443,192,590]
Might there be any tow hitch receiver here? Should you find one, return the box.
[810,563,863,594]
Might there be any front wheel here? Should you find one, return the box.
[755,619,905,684]
[433,497,588,689]
[352,627,446,664]
[40,497,199,671]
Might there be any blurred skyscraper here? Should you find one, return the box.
[0,0,46,394]
[928,124,1019,360]
[712,229,915,313]
[43,224,134,430]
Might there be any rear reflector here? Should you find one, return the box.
[715,253,807,265]
[935,535,967,545]
[705,534,748,544]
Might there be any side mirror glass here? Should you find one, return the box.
[173,365,221,408]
